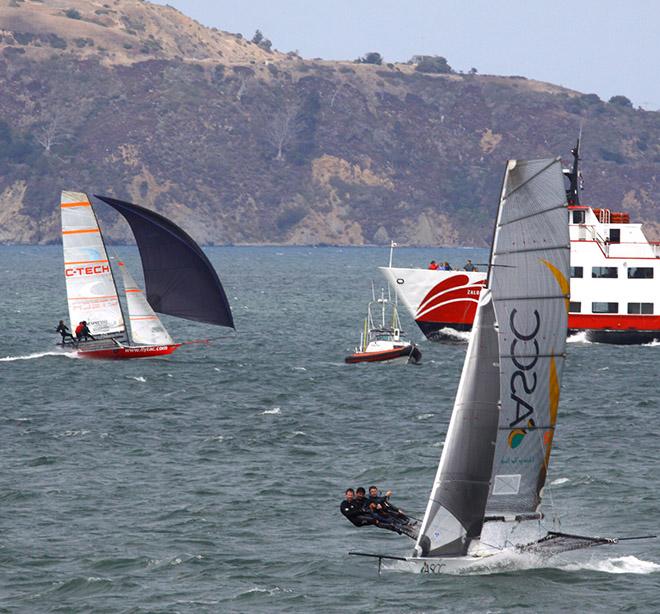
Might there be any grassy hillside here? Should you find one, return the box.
[0,0,657,245]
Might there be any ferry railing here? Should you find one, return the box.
[579,224,610,256]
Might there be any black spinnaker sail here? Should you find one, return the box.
[95,196,234,329]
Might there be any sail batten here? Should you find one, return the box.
[94,195,234,329]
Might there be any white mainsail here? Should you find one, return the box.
[117,262,173,346]
[486,158,570,517]
[61,191,125,336]
[414,158,569,558]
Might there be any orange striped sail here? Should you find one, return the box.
[60,191,125,336]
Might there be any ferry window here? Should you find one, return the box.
[569,301,581,313]
[627,267,654,279]
[609,229,621,244]
[628,303,654,314]
[572,210,585,224]
[570,266,583,278]
[592,302,618,314]
[592,267,618,279]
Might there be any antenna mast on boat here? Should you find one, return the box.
[388,240,397,268]
[565,129,582,206]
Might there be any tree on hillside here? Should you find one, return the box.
[290,89,320,164]
[608,95,633,108]
[412,55,452,74]
[251,29,272,52]
[35,111,68,155]
[356,52,383,65]
[268,104,299,161]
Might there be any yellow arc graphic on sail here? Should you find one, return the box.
[544,354,560,466]
[540,259,570,311]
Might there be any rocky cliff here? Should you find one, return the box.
[0,0,657,245]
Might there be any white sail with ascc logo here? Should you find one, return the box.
[485,158,570,518]
[413,158,570,558]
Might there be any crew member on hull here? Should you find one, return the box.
[340,488,376,527]
[75,321,96,342]
[340,486,420,540]
[56,320,76,344]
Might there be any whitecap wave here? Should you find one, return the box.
[262,407,281,415]
[437,327,471,342]
[384,552,660,576]
[643,339,660,347]
[129,376,147,383]
[551,477,570,485]
[567,332,590,344]
[0,351,79,362]
[560,555,660,575]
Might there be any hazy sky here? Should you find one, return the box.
[154,0,660,110]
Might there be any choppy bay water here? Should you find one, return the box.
[0,245,658,613]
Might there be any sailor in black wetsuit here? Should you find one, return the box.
[354,487,368,513]
[340,488,375,527]
[56,320,76,344]
[367,485,420,539]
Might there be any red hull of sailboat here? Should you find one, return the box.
[77,343,181,360]
[345,345,422,364]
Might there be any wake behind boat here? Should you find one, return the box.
[58,191,234,359]
[345,288,421,365]
[349,157,654,573]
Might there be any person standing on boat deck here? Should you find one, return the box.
[56,320,75,343]
[340,488,375,527]
[76,321,96,342]
[428,260,439,270]
[464,259,477,272]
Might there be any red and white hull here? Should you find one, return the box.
[72,340,181,360]
[380,268,486,341]
[345,343,422,364]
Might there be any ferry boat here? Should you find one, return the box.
[381,142,660,345]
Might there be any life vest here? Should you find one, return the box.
[75,323,84,335]
[428,262,439,270]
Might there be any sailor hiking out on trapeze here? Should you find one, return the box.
[340,485,420,540]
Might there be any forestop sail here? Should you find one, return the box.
[117,262,174,346]
[94,196,234,329]
[414,289,500,557]
[413,157,569,557]
[486,157,569,517]
[61,191,125,337]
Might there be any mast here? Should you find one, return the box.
[564,136,581,206]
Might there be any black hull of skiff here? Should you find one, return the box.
[584,329,659,345]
